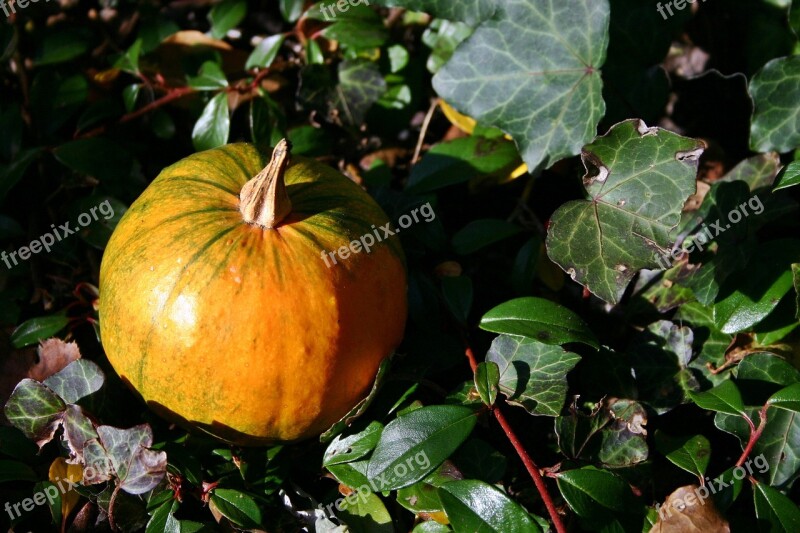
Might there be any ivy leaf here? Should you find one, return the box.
[479,296,598,348]
[3,379,65,447]
[335,59,387,125]
[474,361,499,407]
[486,334,581,416]
[597,399,649,468]
[85,425,168,494]
[688,380,745,416]
[192,93,230,151]
[366,405,477,490]
[774,161,800,192]
[438,480,543,532]
[427,0,610,171]
[749,55,800,153]
[752,480,800,531]
[43,359,104,404]
[654,432,711,479]
[546,119,704,304]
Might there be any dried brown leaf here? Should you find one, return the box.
[652,485,730,533]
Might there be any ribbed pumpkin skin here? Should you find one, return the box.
[99,143,406,444]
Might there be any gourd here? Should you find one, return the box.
[99,141,407,444]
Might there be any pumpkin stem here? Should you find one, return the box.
[240,139,293,228]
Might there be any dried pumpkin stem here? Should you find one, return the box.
[240,139,293,228]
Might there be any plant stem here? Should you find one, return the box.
[735,404,769,468]
[464,347,567,533]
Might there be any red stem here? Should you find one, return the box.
[465,347,567,533]
[735,404,769,468]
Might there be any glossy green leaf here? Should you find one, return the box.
[769,383,800,412]
[479,297,598,348]
[192,93,230,151]
[774,161,800,191]
[749,55,800,153]
[188,61,228,90]
[35,29,90,66]
[321,6,389,49]
[794,263,800,320]
[43,359,105,404]
[453,439,507,483]
[324,421,383,467]
[474,361,499,407]
[10,314,69,348]
[246,34,285,70]
[752,480,800,531]
[438,479,542,533]
[713,239,800,334]
[737,351,800,386]
[208,0,247,39]
[280,0,305,22]
[546,119,704,304]
[654,432,711,478]
[337,490,393,533]
[486,335,581,416]
[210,488,262,528]
[688,380,745,416]
[556,466,640,520]
[367,405,477,490]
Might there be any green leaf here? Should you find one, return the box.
[0,459,38,482]
[749,55,800,153]
[654,432,711,478]
[337,490,394,533]
[208,0,247,39]
[246,34,285,70]
[486,335,581,416]
[114,39,142,74]
[546,119,704,304]
[438,480,542,532]
[479,296,598,348]
[474,361,499,407]
[556,466,640,521]
[453,439,507,483]
[688,380,745,415]
[0,148,40,203]
[752,480,800,531]
[628,320,698,412]
[188,61,228,90]
[406,136,522,194]
[336,59,387,125]
[715,408,800,488]
[43,359,105,404]
[428,0,609,171]
[210,488,262,528]
[737,351,800,386]
[794,263,800,320]
[769,383,800,412]
[35,29,90,66]
[366,405,477,490]
[192,93,230,151]
[718,152,782,192]
[713,239,800,334]
[596,399,649,468]
[421,19,474,74]
[3,379,65,447]
[441,276,472,324]
[280,0,305,23]
[10,314,70,348]
[327,459,371,489]
[774,161,800,191]
[371,0,494,25]
[321,6,389,49]
[53,138,135,182]
[324,421,384,467]
[452,219,520,255]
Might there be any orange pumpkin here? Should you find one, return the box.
[99,141,407,444]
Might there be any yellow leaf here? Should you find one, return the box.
[49,458,83,522]
[440,100,476,135]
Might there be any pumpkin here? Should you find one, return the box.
[99,141,407,444]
